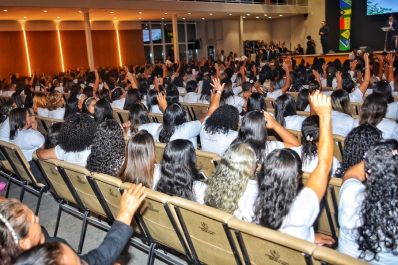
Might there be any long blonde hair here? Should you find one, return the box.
[32,94,47,114]
[204,143,256,214]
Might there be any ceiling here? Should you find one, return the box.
[0,1,308,22]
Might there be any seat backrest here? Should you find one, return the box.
[149,112,164,124]
[115,109,130,124]
[36,116,64,135]
[265,99,275,109]
[36,158,77,205]
[349,102,361,116]
[56,160,106,217]
[228,218,316,265]
[89,172,123,221]
[187,103,209,121]
[195,149,220,179]
[112,109,123,124]
[0,140,39,186]
[333,134,345,162]
[296,111,310,117]
[286,91,298,99]
[168,196,240,265]
[313,246,367,265]
[155,142,167,163]
[124,184,190,255]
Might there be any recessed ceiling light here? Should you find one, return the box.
[3,9,8,12]
[209,13,213,16]
[43,10,48,13]
[23,16,27,19]
[247,13,250,16]
[268,17,272,19]
[110,11,114,14]
[56,16,60,19]
[242,16,246,19]
[113,17,117,19]
[182,17,186,20]
[78,10,82,13]
[201,17,205,20]
[138,17,142,20]
[164,12,168,15]
[229,13,232,16]
[279,14,283,17]
[187,12,191,15]
[264,14,267,16]
[138,11,142,14]
[161,17,165,20]
[256,16,259,19]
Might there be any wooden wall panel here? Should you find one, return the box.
[92,30,118,68]
[26,31,61,75]
[61,30,88,70]
[0,31,28,77]
[119,29,145,66]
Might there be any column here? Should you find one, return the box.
[83,9,95,70]
[239,16,244,56]
[172,14,179,62]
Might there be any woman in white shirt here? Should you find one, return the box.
[338,140,398,264]
[330,90,358,137]
[196,80,212,104]
[124,103,161,141]
[46,91,65,119]
[254,92,335,244]
[110,87,125,110]
[32,94,48,117]
[372,80,398,121]
[359,93,398,140]
[37,113,97,167]
[203,143,257,221]
[118,131,160,189]
[200,105,239,156]
[155,139,205,201]
[183,80,200,104]
[275,94,306,131]
[220,79,245,113]
[146,89,162,114]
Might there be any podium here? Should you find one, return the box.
[381,26,394,51]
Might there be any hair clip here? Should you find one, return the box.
[392,150,398,157]
[306,135,314,142]
[367,169,372,174]
[0,213,18,245]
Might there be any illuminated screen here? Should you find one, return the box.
[367,0,398,16]
[142,29,162,42]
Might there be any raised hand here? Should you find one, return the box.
[264,111,278,129]
[309,91,331,118]
[116,184,147,225]
[210,77,225,93]
[156,92,167,112]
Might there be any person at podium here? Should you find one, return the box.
[387,15,398,51]
[319,21,329,54]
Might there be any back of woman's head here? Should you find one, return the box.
[234,111,267,162]
[82,86,93,98]
[46,92,65,111]
[111,87,124,102]
[118,130,155,188]
[0,99,13,124]
[156,139,198,200]
[247,92,265,112]
[123,89,141,110]
[94,98,113,123]
[146,89,158,112]
[200,80,212,102]
[342,72,356,93]
[331,89,350,114]
[359,93,387,126]
[301,115,320,164]
[44,122,63,149]
[32,94,47,113]
[204,143,256,214]
[159,103,187,143]
[275,94,297,127]
[129,103,150,134]
[255,148,302,229]
[335,124,382,178]
[11,93,24,108]
[372,80,394,103]
[186,80,197,93]
[357,139,398,262]
[204,105,239,135]
[14,241,63,265]
[9,108,27,140]
[64,97,80,119]
[58,113,97,152]
[98,88,110,101]
[0,199,31,265]
[296,89,310,111]
[166,86,180,105]
[86,119,125,176]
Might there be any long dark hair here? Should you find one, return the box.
[275,94,297,127]
[331,89,351,115]
[247,92,265,112]
[357,140,398,262]
[129,103,150,134]
[9,108,27,140]
[296,89,310,111]
[64,97,80,119]
[359,93,387,126]
[146,89,158,112]
[155,139,199,200]
[300,115,320,165]
[372,80,394,103]
[254,148,303,229]
[123,90,141,110]
[159,103,187,143]
[204,105,239,135]
[94,98,113,123]
[200,80,212,102]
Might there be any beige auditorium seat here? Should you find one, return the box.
[228,217,316,265]
[0,141,47,214]
[168,196,241,265]
[36,115,64,135]
[149,112,164,123]
[313,245,367,265]
[265,98,275,109]
[113,109,130,124]
[333,134,345,162]
[184,103,209,121]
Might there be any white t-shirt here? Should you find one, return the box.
[183,92,201,104]
[225,95,245,113]
[338,179,398,264]
[139,123,162,142]
[54,145,91,167]
[386,102,398,121]
[331,111,358,137]
[149,105,162,114]
[279,187,319,242]
[54,86,64,93]
[377,118,398,140]
[37,108,49,117]
[232,86,243,95]
[0,118,10,142]
[48,108,65,120]
[266,90,283,99]
[200,127,238,156]
[169,120,202,148]
[111,98,125,110]
[284,115,306,131]
[11,129,45,161]
[321,78,338,89]
[290,146,340,175]
[265,140,285,155]
[349,87,364,103]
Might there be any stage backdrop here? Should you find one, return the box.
[326,0,395,51]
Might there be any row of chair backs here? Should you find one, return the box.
[35,154,361,265]
[36,116,64,135]
[181,103,209,121]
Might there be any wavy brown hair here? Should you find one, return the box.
[46,91,65,111]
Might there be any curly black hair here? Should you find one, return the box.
[44,122,63,149]
[155,139,200,200]
[204,105,239,135]
[58,113,97,152]
[301,115,319,165]
[254,148,302,229]
[86,119,125,176]
[357,140,398,262]
[335,124,382,178]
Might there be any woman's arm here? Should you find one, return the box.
[387,53,396,82]
[342,162,365,183]
[36,148,57,160]
[281,63,291,94]
[199,78,224,123]
[305,92,333,201]
[358,53,370,95]
[264,112,300,147]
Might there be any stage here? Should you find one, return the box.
[287,51,387,64]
